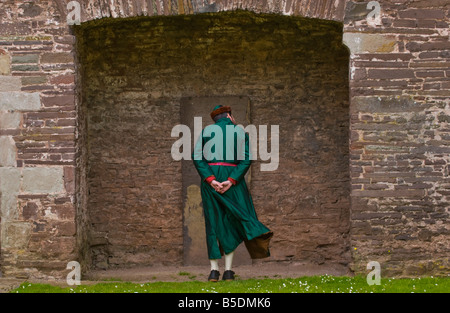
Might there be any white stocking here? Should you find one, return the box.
[210,259,219,271]
[224,251,235,271]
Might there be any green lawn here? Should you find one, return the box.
[11,274,449,293]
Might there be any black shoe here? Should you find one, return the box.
[222,270,235,281]
[208,270,220,282]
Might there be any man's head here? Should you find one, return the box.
[210,105,235,123]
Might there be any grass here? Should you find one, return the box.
[11,275,450,293]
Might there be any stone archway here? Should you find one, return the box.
[74,10,350,270]
[68,0,347,22]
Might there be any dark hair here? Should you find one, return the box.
[213,112,229,122]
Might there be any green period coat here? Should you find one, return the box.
[192,117,273,260]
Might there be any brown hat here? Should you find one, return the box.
[210,105,231,120]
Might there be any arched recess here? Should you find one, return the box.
[74,8,350,270]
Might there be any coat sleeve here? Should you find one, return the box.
[228,131,251,184]
[192,131,215,182]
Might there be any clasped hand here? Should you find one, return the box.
[210,180,232,194]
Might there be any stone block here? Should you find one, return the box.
[0,49,10,75]
[0,91,41,111]
[0,76,22,92]
[41,95,75,107]
[11,54,39,64]
[18,2,42,18]
[196,3,218,13]
[49,74,75,85]
[0,22,31,36]
[0,167,21,220]
[63,166,75,194]
[0,136,17,166]
[350,96,425,114]
[343,33,396,54]
[21,76,48,86]
[368,69,415,79]
[22,201,38,220]
[351,189,425,198]
[22,167,64,194]
[0,111,21,129]
[344,1,371,23]
[398,9,445,19]
[11,64,40,72]
[406,41,450,52]
[40,52,74,64]
[2,221,32,249]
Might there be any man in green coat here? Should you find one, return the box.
[192,105,273,282]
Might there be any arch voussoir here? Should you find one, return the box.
[77,0,347,23]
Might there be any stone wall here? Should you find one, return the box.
[0,0,448,278]
[0,1,77,278]
[344,0,449,276]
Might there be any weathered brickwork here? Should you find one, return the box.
[344,1,449,276]
[0,0,448,279]
[0,1,77,278]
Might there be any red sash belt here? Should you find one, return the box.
[208,162,237,167]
